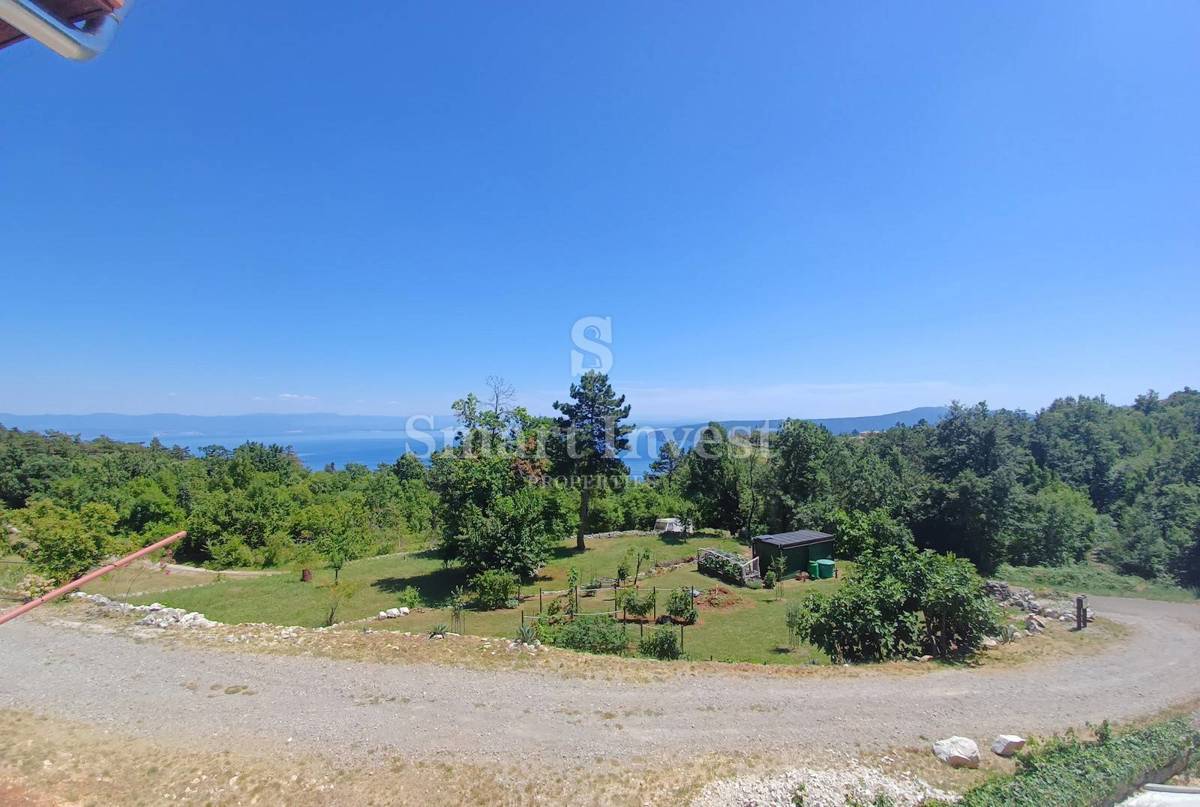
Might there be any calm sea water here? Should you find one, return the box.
[160,431,655,478]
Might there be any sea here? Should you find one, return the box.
[146,430,657,479]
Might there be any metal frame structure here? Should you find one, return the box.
[0,0,131,60]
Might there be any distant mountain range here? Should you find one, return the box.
[0,407,948,443]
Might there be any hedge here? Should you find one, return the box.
[940,718,1199,807]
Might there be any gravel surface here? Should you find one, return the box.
[1,597,1198,766]
[691,764,958,806]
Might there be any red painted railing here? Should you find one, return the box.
[0,530,187,627]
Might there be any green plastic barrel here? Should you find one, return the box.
[817,559,835,579]
[808,560,820,578]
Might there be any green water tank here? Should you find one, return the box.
[817,559,835,579]
[808,560,820,578]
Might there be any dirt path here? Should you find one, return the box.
[1,597,1198,766]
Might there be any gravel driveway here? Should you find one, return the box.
[2,597,1198,764]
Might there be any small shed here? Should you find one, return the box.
[751,529,835,577]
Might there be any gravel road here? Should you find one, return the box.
[2,597,1198,764]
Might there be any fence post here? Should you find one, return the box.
[539,588,543,614]
[521,610,525,628]
[679,622,684,653]
[652,586,657,621]
[1076,595,1088,630]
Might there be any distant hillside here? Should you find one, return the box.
[628,406,949,456]
[0,412,460,441]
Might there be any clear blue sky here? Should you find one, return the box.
[2,2,1197,422]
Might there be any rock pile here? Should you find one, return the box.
[985,580,1094,623]
[376,607,410,620]
[690,763,957,807]
[69,592,218,629]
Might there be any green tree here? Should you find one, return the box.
[552,371,634,550]
[8,499,114,584]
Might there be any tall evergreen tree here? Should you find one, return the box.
[552,371,634,550]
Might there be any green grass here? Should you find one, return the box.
[101,531,852,665]
[998,563,1198,603]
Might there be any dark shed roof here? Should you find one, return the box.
[751,530,835,549]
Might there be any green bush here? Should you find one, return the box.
[470,569,519,610]
[787,544,999,662]
[7,499,112,584]
[763,570,777,589]
[396,585,423,609]
[554,615,628,655]
[616,587,656,619]
[944,718,1200,807]
[639,625,682,660]
[665,588,698,624]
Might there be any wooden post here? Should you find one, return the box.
[1076,595,1088,630]
[521,610,525,628]
[652,586,657,621]
[679,622,684,653]
[539,588,543,614]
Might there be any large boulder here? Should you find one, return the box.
[933,737,980,768]
[991,735,1026,757]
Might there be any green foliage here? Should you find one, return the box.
[551,371,635,549]
[453,488,562,580]
[553,614,628,655]
[698,549,748,584]
[770,553,788,581]
[787,544,1000,662]
[998,563,1197,602]
[948,718,1200,807]
[616,587,655,618]
[638,625,682,660]
[763,570,777,589]
[665,587,698,624]
[395,585,423,609]
[429,624,448,638]
[6,499,112,584]
[469,569,519,610]
[515,624,537,644]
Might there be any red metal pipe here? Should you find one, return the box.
[0,530,187,627]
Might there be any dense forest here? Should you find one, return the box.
[2,379,1198,590]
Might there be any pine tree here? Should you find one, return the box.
[552,371,634,550]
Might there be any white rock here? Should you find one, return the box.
[378,611,388,620]
[981,637,999,649]
[386,608,401,618]
[398,607,410,616]
[932,737,980,768]
[991,735,1026,757]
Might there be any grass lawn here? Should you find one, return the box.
[99,531,851,665]
[998,563,1198,603]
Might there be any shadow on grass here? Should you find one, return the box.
[372,566,469,604]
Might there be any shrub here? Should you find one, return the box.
[763,570,777,589]
[616,587,656,619]
[639,625,682,660]
[787,544,999,662]
[429,624,448,638]
[515,624,537,644]
[8,499,112,584]
[554,615,628,655]
[665,588,698,624]
[944,718,1200,807]
[396,585,423,609]
[470,569,518,610]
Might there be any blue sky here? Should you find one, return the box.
[2,2,1197,422]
